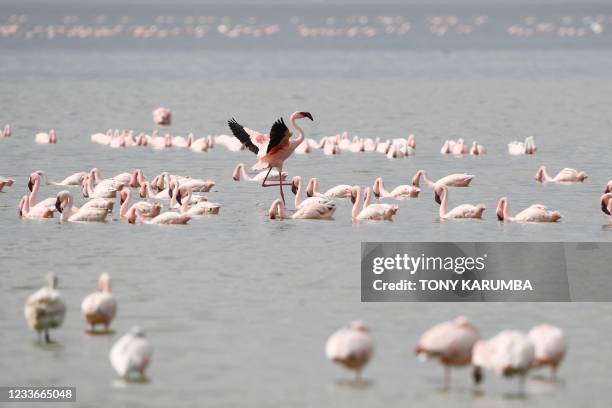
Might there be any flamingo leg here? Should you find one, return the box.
[261,167,287,205]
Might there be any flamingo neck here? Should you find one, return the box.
[439,189,449,218]
[120,190,131,217]
[351,188,362,219]
[421,171,435,188]
[291,116,306,145]
[294,177,304,208]
[364,188,373,207]
[61,194,73,222]
[376,178,389,197]
[29,178,40,207]
[180,190,192,214]
[20,195,30,215]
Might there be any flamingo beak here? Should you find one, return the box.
[496,211,504,221]
[120,194,125,205]
[603,201,611,215]
[55,197,63,213]
[176,191,182,205]
[168,187,173,198]
[301,112,313,121]
[472,367,483,384]
[434,192,441,205]
[28,178,33,192]
[19,209,22,217]
[291,182,298,195]
[351,192,356,204]
[606,186,611,194]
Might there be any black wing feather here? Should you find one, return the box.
[267,117,290,153]
[228,118,259,154]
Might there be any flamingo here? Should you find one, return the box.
[126,206,190,225]
[325,321,374,381]
[27,171,56,211]
[438,185,485,220]
[112,169,146,188]
[527,324,566,379]
[175,185,221,216]
[470,141,486,155]
[81,273,117,333]
[228,111,313,205]
[119,187,161,219]
[290,176,332,209]
[412,170,474,204]
[268,198,335,220]
[139,182,172,200]
[600,193,612,219]
[215,134,245,151]
[2,124,11,137]
[232,163,287,182]
[189,134,210,152]
[415,316,480,388]
[372,177,420,199]
[152,106,171,125]
[352,186,399,221]
[55,191,110,223]
[605,180,612,193]
[306,178,354,201]
[472,330,535,394]
[0,176,14,191]
[91,129,113,145]
[407,134,416,149]
[24,273,66,343]
[52,171,88,186]
[535,166,587,183]
[323,138,340,155]
[375,139,391,154]
[172,134,192,148]
[496,197,562,223]
[35,129,57,144]
[19,195,54,219]
[82,175,124,199]
[110,326,153,381]
[508,136,536,155]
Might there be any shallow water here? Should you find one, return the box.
[1,7,612,407]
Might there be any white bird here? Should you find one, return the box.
[35,129,57,144]
[110,326,153,381]
[325,321,374,381]
[81,273,117,333]
[528,324,566,379]
[24,273,66,343]
[351,186,399,221]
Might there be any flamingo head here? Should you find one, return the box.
[54,191,68,213]
[496,197,507,221]
[98,273,111,292]
[551,211,562,222]
[291,176,300,195]
[292,111,314,121]
[577,172,588,182]
[472,366,483,384]
[350,321,369,333]
[411,171,422,187]
[434,187,443,205]
[27,176,34,192]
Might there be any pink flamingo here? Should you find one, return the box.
[323,138,340,155]
[55,191,110,223]
[27,171,55,211]
[306,178,354,201]
[189,134,210,152]
[472,330,535,394]
[496,197,562,222]
[119,187,161,219]
[508,136,536,155]
[535,166,588,183]
[139,182,171,200]
[175,185,221,216]
[35,129,57,144]
[91,129,113,145]
[82,174,124,199]
[0,176,14,191]
[152,107,172,125]
[228,111,313,205]
[528,324,566,379]
[2,124,11,137]
[81,273,117,333]
[415,316,480,388]
[290,176,332,209]
[412,170,474,204]
[438,185,485,220]
[52,171,88,186]
[232,163,287,182]
[372,177,420,199]
[325,321,374,381]
[407,134,416,149]
[125,206,190,225]
[268,198,335,220]
[352,186,399,221]
[470,141,486,155]
[605,180,612,193]
[600,193,612,219]
[113,169,146,188]
[19,195,54,219]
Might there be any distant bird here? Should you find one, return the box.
[412,170,474,204]
[351,186,398,221]
[306,178,355,201]
[290,176,332,209]
[232,163,287,182]
[268,198,335,220]
[470,141,486,155]
[438,185,485,220]
[601,193,612,219]
[81,273,117,333]
[535,166,587,183]
[228,111,314,204]
[415,316,480,388]
[2,124,11,137]
[24,273,66,343]
[496,197,562,223]
[152,107,172,126]
[325,321,374,381]
[605,180,612,194]
[528,324,566,379]
[35,129,57,144]
[472,330,535,394]
[0,176,14,192]
[372,177,420,200]
[110,326,153,381]
[508,136,536,155]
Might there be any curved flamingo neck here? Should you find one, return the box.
[120,189,131,216]
[439,188,449,218]
[421,171,435,188]
[351,188,362,219]
[294,177,304,208]
[180,189,193,214]
[29,177,40,207]
[61,194,74,222]
[290,116,306,145]
[364,188,373,207]
[376,178,389,197]
[20,195,30,215]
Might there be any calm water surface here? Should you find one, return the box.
[1,26,612,408]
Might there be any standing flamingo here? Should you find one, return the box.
[110,326,153,381]
[438,186,485,220]
[228,112,313,205]
[496,197,562,222]
[325,321,374,381]
[415,316,480,388]
[535,166,588,183]
[232,163,287,182]
[372,177,420,199]
[81,273,117,333]
[24,273,66,343]
[268,198,335,220]
[527,324,566,379]
[412,170,474,204]
[352,186,399,221]
[472,330,535,394]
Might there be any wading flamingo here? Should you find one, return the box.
[119,187,161,219]
[110,326,153,381]
[52,171,88,186]
[81,273,117,333]
[113,169,146,188]
[152,107,171,125]
[175,185,221,216]
[28,171,55,211]
[24,273,66,343]
[290,176,332,209]
[352,186,399,221]
[372,177,420,199]
[55,191,110,223]
[438,186,485,220]
[508,136,536,155]
[232,163,287,182]
[2,124,11,137]
[306,178,354,201]
[0,176,14,191]
[19,195,54,219]
[126,206,190,225]
[415,316,480,388]
[268,198,335,220]
[82,175,124,199]
[325,321,374,381]
[412,170,474,204]
[228,111,313,205]
[35,129,57,144]
[535,166,588,183]
[600,193,612,219]
[527,324,566,379]
[472,330,535,395]
[605,180,612,193]
[496,197,562,223]
[470,141,486,155]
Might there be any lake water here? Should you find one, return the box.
[1,2,612,407]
